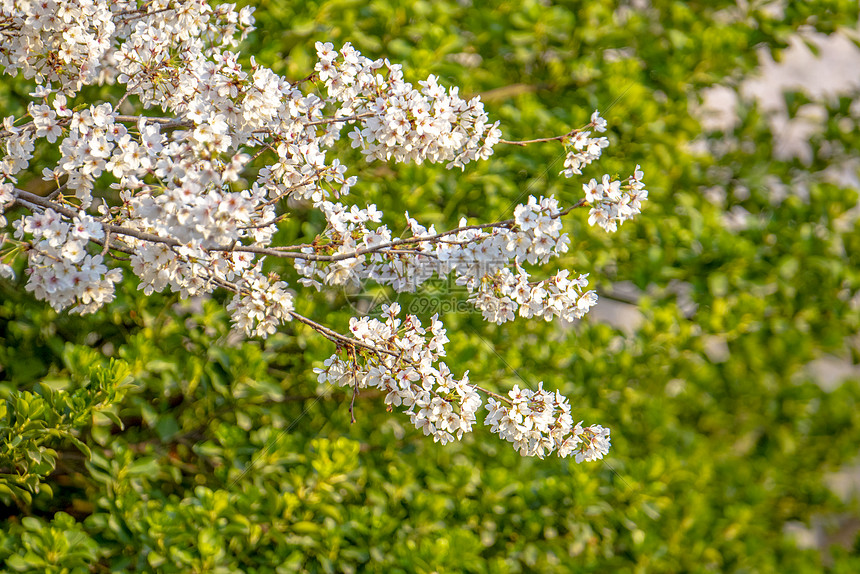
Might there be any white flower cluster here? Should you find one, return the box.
[0,181,12,229]
[314,304,481,446]
[559,110,610,177]
[486,386,611,461]
[53,102,125,207]
[316,42,502,169]
[0,182,15,279]
[11,208,121,313]
[294,193,601,325]
[314,304,608,460]
[471,269,598,325]
[128,239,257,299]
[466,196,590,325]
[125,168,270,249]
[226,265,295,338]
[1,115,36,178]
[583,166,648,233]
[0,0,123,93]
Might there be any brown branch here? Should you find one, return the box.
[11,192,136,255]
[289,311,399,356]
[472,384,509,403]
[303,112,375,127]
[12,188,174,253]
[499,135,568,147]
[110,112,374,134]
[11,189,589,265]
[348,346,359,424]
[498,123,596,147]
[114,115,192,128]
[255,198,588,263]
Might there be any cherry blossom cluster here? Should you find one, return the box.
[1,183,18,279]
[0,0,651,460]
[314,303,609,460]
[0,0,122,93]
[56,102,140,207]
[583,166,648,233]
[316,42,502,169]
[467,196,593,325]
[1,114,36,179]
[291,192,601,326]
[485,385,611,461]
[559,110,609,177]
[471,268,598,325]
[10,207,121,313]
[314,304,483,445]
[0,182,11,228]
[226,264,295,338]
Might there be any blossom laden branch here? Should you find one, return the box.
[312,303,610,460]
[0,0,650,462]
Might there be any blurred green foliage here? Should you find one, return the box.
[2,0,860,572]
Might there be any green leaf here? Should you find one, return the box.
[66,435,92,460]
[101,410,125,431]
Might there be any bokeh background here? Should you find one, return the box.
[2,0,860,571]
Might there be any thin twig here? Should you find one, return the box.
[499,135,567,146]
[349,346,359,424]
[289,311,398,356]
[303,112,375,127]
